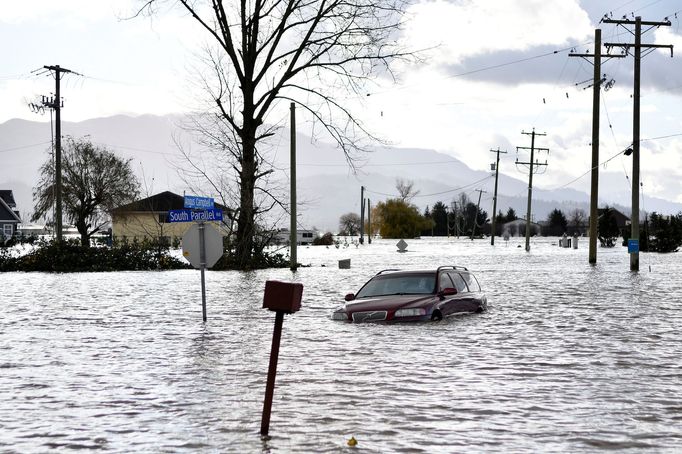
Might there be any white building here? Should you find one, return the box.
[272,228,319,245]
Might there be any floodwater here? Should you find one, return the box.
[1,237,681,453]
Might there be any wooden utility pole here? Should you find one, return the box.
[569,29,625,265]
[516,129,548,252]
[289,103,297,270]
[471,189,486,240]
[359,186,365,244]
[42,65,79,241]
[449,201,459,238]
[489,148,507,245]
[603,16,673,271]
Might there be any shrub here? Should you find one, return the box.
[313,232,334,245]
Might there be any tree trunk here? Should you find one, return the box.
[235,119,257,269]
[76,221,89,247]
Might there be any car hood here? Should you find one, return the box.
[345,294,435,312]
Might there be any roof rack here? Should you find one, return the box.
[375,268,401,275]
[436,265,468,272]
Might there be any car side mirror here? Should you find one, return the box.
[438,287,457,298]
[344,293,356,301]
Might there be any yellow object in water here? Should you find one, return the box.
[347,436,357,447]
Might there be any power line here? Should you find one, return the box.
[365,42,593,97]
[365,174,493,199]
[297,158,462,168]
[0,141,52,153]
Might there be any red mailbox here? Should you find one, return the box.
[263,280,303,313]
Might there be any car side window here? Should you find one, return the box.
[447,272,468,293]
[438,273,454,291]
[461,273,481,292]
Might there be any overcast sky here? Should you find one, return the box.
[1,0,681,204]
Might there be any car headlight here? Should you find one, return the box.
[394,308,426,317]
[331,307,348,320]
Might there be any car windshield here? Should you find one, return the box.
[355,273,436,298]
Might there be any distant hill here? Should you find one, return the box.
[1,114,680,231]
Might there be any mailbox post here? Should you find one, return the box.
[260,280,303,437]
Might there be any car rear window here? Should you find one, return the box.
[447,272,468,293]
[356,273,436,298]
[461,273,481,292]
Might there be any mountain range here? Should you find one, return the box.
[2,114,680,232]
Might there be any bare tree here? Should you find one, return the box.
[568,208,587,233]
[338,212,361,236]
[32,137,139,246]
[396,178,419,202]
[134,0,413,269]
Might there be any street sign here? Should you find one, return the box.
[182,223,224,269]
[168,208,223,223]
[184,195,214,209]
[628,239,639,253]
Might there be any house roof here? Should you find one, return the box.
[0,190,16,208]
[111,191,229,213]
[596,207,630,225]
[0,196,21,223]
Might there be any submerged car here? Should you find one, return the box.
[331,266,487,322]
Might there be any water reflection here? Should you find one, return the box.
[1,237,681,452]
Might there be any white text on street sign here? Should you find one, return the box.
[184,195,215,210]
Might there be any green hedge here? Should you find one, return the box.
[0,239,190,272]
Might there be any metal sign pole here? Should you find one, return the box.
[199,220,207,322]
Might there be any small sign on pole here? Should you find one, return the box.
[628,239,639,254]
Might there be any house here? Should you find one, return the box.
[501,219,541,237]
[272,228,319,245]
[595,207,630,229]
[0,190,22,239]
[110,191,230,243]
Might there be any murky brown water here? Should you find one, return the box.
[1,237,681,452]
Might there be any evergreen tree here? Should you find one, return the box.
[547,208,568,236]
[598,206,620,247]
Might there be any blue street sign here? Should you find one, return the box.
[628,239,639,253]
[184,195,214,209]
[168,208,223,223]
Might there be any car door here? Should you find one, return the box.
[455,272,483,312]
[436,272,459,316]
[446,271,479,314]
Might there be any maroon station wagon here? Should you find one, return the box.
[331,266,487,322]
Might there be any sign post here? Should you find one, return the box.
[181,223,223,321]
[172,195,224,321]
[260,280,303,437]
[198,221,207,321]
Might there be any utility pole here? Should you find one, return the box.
[569,29,626,265]
[35,65,80,241]
[289,103,297,270]
[516,129,549,252]
[367,199,372,244]
[359,186,365,244]
[603,16,673,272]
[448,201,457,238]
[489,148,507,245]
[471,189,486,240]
